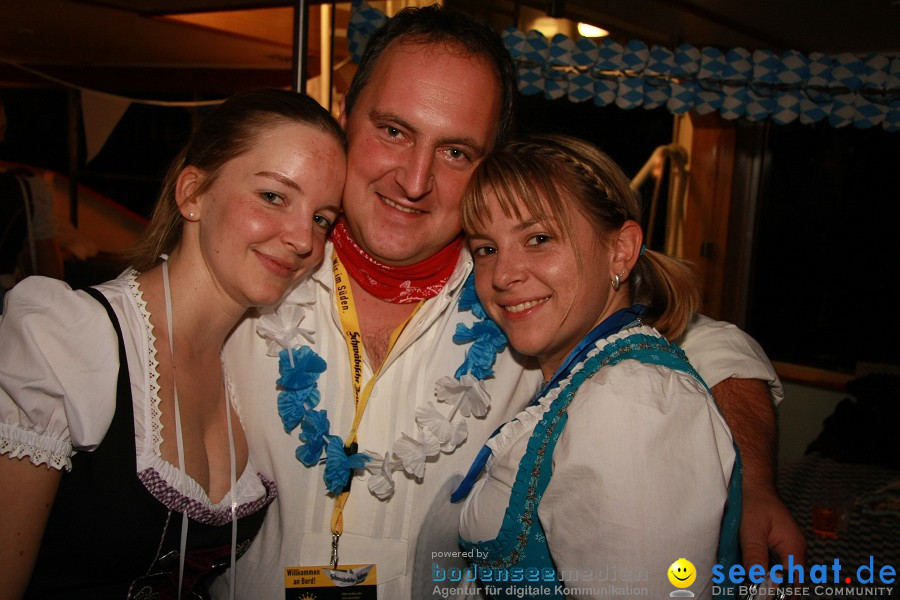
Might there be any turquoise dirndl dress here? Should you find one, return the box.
[455,331,742,600]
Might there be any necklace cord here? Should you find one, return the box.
[161,259,188,598]
[162,257,237,598]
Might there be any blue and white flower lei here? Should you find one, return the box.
[257,273,507,499]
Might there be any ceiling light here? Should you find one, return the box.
[577,22,609,38]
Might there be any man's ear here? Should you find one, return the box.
[612,220,643,279]
[175,166,204,220]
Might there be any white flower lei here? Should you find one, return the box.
[256,273,507,499]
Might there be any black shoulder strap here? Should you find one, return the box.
[80,286,136,472]
[81,287,125,350]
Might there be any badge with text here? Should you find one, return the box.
[285,564,377,599]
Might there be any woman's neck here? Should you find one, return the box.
[536,300,639,384]
[139,252,244,357]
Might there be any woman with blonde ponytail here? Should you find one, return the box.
[453,134,738,599]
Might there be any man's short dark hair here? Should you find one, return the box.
[343,4,517,146]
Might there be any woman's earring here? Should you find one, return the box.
[187,211,196,220]
[611,272,624,291]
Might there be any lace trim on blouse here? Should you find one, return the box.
[484,325,654,462]
[125,269,165,456]
[137,467,278,526]
[0,422,71,470]
[483,351,592,463]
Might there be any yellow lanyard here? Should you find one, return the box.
[329,251,421,567]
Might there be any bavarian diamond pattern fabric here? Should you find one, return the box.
[567,71,594,103]
[572,38,599,69]
[647,45,675,77]
[745,87,775,121]
[773,90,802,125]
[832,53,867,90]
[720,84,747,119]
[548,33,574,67]
[673,44,701,77]
[800,90,831,124]
[544,64,568,101]
[752,49,781,85]
[502,27,528,61]
[780,50,810,85]
[523,30,550,64]
[616,77,644,109]
[347,0,386,62]
[348,1,900,132]
[808,53,835,87]
[667,82,695,114]
[593,77,617,107]
[722,48,752,81]
[518,65,544,96]
[829,93,856,127]
[595,38,626,71]
[644,79,669,110]
[694,85,723,115]
[700,47,727,81]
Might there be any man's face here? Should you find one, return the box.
[340,40,502,266]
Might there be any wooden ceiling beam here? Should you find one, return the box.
[0,64,300,95]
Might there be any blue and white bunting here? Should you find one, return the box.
[345,0,900,132]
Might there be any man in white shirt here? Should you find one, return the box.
[218,6,803,598]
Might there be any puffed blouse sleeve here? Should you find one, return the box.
[537,360,735,599]
[0,277,119,471]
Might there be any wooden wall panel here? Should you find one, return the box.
[681,112,737,319]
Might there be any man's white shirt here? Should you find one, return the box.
[214,242,782,598]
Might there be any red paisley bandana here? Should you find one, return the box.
[330,218,463,304]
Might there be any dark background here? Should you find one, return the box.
[2,87,898,374]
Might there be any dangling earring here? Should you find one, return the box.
[611,272,624,291]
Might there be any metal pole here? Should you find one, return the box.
[292,0,310,94]
[321,1,335,112]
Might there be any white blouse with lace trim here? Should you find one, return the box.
[460,325,736,545]
[0,272,270,516]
